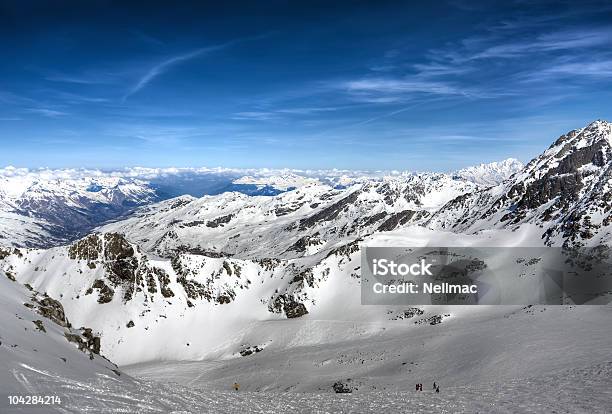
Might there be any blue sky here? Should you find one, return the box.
[1,0,612,171]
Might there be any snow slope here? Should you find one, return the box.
[0,260,124,405]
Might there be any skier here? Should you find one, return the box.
[233,382,240,391]
[433,381,437,390]
[416,383,419,391]
[436,385,440,393]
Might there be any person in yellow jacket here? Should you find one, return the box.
[233,382,240,391]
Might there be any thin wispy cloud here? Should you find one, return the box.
[109,123,205,144]
[231,106,341,121]
[24,108,68,118]
[521,58,612,82]
[43,69,121,85]
[45,74,110,85]
[428,27,612,64]
[123,34,270,101]
[231,111,279,121]
[345,78,462,96]
[468,28,612,60]
[124,47,219,101]
[276,106,340,115]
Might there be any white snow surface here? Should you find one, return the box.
[453,158,524,187]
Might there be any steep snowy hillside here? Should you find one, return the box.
[100,174,477,259]
[453,158,524,187]
[1,258,272,414]
[429,120,612,247]
[2,227,612,404]
[0,253,123,400]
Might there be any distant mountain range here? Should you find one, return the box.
[0,158,523,248]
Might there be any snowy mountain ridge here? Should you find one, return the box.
[99,173,478,260]
[453,158,524,187]
[428,120,612,247]
[0,161,516,249]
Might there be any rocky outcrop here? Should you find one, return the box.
[269,294,309,318]
[299,191,360,230]
[332,380,354,393]
[206,214,234,228]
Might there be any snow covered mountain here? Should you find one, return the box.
[0,174,157,248]
[99,173,478,259]
[429,120,612,248]
[453,158,524,187]
[0,166,486,249]
[227,173,322,195]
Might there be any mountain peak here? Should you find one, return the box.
[586,119,611,129]
[454,158,524,187]
[430,120,612,247]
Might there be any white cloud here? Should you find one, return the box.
[25,108,68,117]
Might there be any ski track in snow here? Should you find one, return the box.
[2,361,611,413]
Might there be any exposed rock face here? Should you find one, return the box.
[388,308,425,320]
[299,191,360,230]
[153,267,174,298]
[33,319,46,332]
[333,380,353,393]
[206,214,233,228]
[239,345,263,356]
[0,247,13,260]
[90,280,114,304]
[69,233,177,304]
[284,300,308,318]
[269,294,309,318]
[286,235,323,254]
[64,328,102,359]
[69,234,103,262]
[415,314,449,325]
[378,210,428,231]
[103,233,135,261]
[30,295,70,327]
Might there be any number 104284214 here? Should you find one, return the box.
[7,395,62,405]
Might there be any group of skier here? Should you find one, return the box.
[415,382,440,393]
